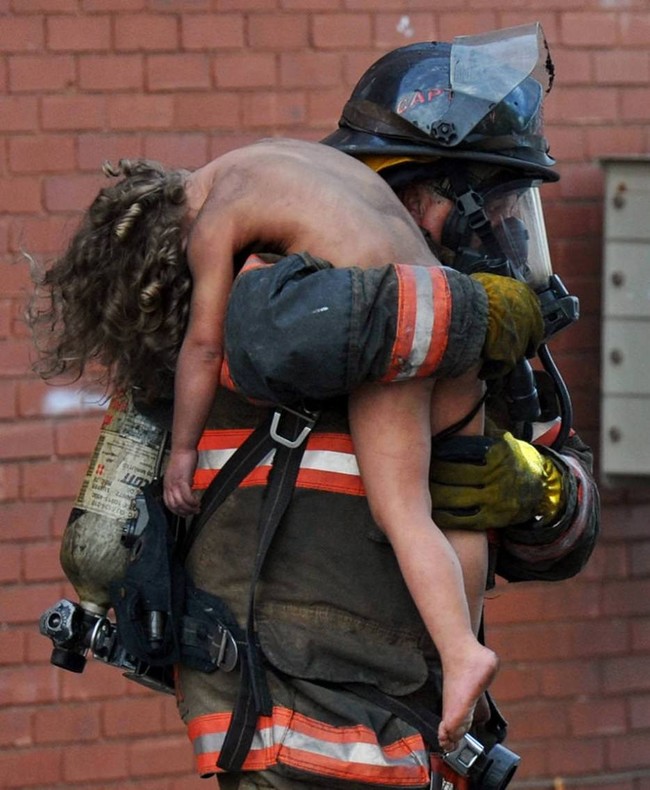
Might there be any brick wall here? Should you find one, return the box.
[1,3,649,789]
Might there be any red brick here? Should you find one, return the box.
[282,0,338,8]
[621,87,650,121]
[22,458,87,500]
[0,462,20,502]
[61,659,130,701]
[147,54,211,90]
[595,50,650,85]
[8,214,73,254]
[603,655,650,694]
[9,54,76,93]
[437,12,499,41]
[46,15,111,52]
[620,12,650,46]
[63,741,130,782]
[54,415,101,457]
[561,13,618,47]
[586,125,646,158]
[306,85,348,127]
[0,707,32,747]
[115,13,179,51]
[181,13,244,49]
[13,0,77,9]
[505,700,569,740]
[108,95,175,130]
[84,0,145,9]
[0,501,53,540]
[0,543,21,584]
[42,95,106,131]
[551,48,593,86]
[214,52,277,88]
[632,617,650,651]
[630,693,650,728]
[44,173,104,213]
[490,663,541,702]
[0,663,60,704]
[0,16,44,52]
[247,13,308,50]
[0,745,63,788]
[374,13,436,49]
[569,698,627,737]
[550,87,618,124]
[608,732,650,770]
[0,380,17,419]
[173,93,241,130]
[0,96,38,133]
[151,0,209,9]
[0,337,33,375]
[78,132,145,171]
[0,177,42,214]
[540,659,601,698]
[33,702,102,744]
[143,133,209,168]
[241,90,306,128]
[9,135,75,175]
[0,627,27,665]
[23,541,64,582]
[546,736,606,776]
[102,696,167,737]
[312,13,371,49]
[128,735,194,777]
[0,420,55,460]
[79,54,145,91]
[279,52,342,88]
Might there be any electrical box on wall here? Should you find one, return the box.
[600,157,650,480]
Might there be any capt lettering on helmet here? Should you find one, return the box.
[396,88,446,115]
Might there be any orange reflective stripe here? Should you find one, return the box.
[188,705,431,785]
[193,430,366,496]
[383,265,418,383]
[382,265,452,383]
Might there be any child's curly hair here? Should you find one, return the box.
[28,159,192,402]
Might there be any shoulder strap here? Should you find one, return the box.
[217,408,318,771]
[179,414,276,563]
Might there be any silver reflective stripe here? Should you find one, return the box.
[193,720,428,771]
[197,447,274,471]
[395,266,435,380]
[197,448,360,477]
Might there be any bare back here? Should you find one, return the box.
[188,138,438,272]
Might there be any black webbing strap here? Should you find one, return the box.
[180,414,276,564]
[215,409,316,771]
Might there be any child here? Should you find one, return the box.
[30,138,497,751]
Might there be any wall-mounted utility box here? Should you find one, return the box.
[600,156,650,480]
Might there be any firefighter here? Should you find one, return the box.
[176,23,598,790]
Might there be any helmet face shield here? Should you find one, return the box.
[477,181,553,288]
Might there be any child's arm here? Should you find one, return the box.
[163,207,236,516]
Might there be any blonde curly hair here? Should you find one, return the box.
[28,159,192,402]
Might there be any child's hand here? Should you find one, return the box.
[163,448,201,516]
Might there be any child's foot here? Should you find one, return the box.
[438,643,499,752]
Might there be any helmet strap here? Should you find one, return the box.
[442,169,503,259]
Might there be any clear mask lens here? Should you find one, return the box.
[481,182,552,289]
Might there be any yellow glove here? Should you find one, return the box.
[429,432,564,530]
[471,273,544,379]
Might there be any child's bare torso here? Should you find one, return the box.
[188,138,437,271]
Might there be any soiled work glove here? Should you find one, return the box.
[429,431,564,531]
[470,273,544,379]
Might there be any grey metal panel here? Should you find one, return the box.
[601,396,650,475]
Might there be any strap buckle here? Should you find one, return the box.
[270,406,319,449]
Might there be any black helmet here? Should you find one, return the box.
[322,23,558,182]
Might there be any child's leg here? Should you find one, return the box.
[348,378,497,751]
[429,369,494,742]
